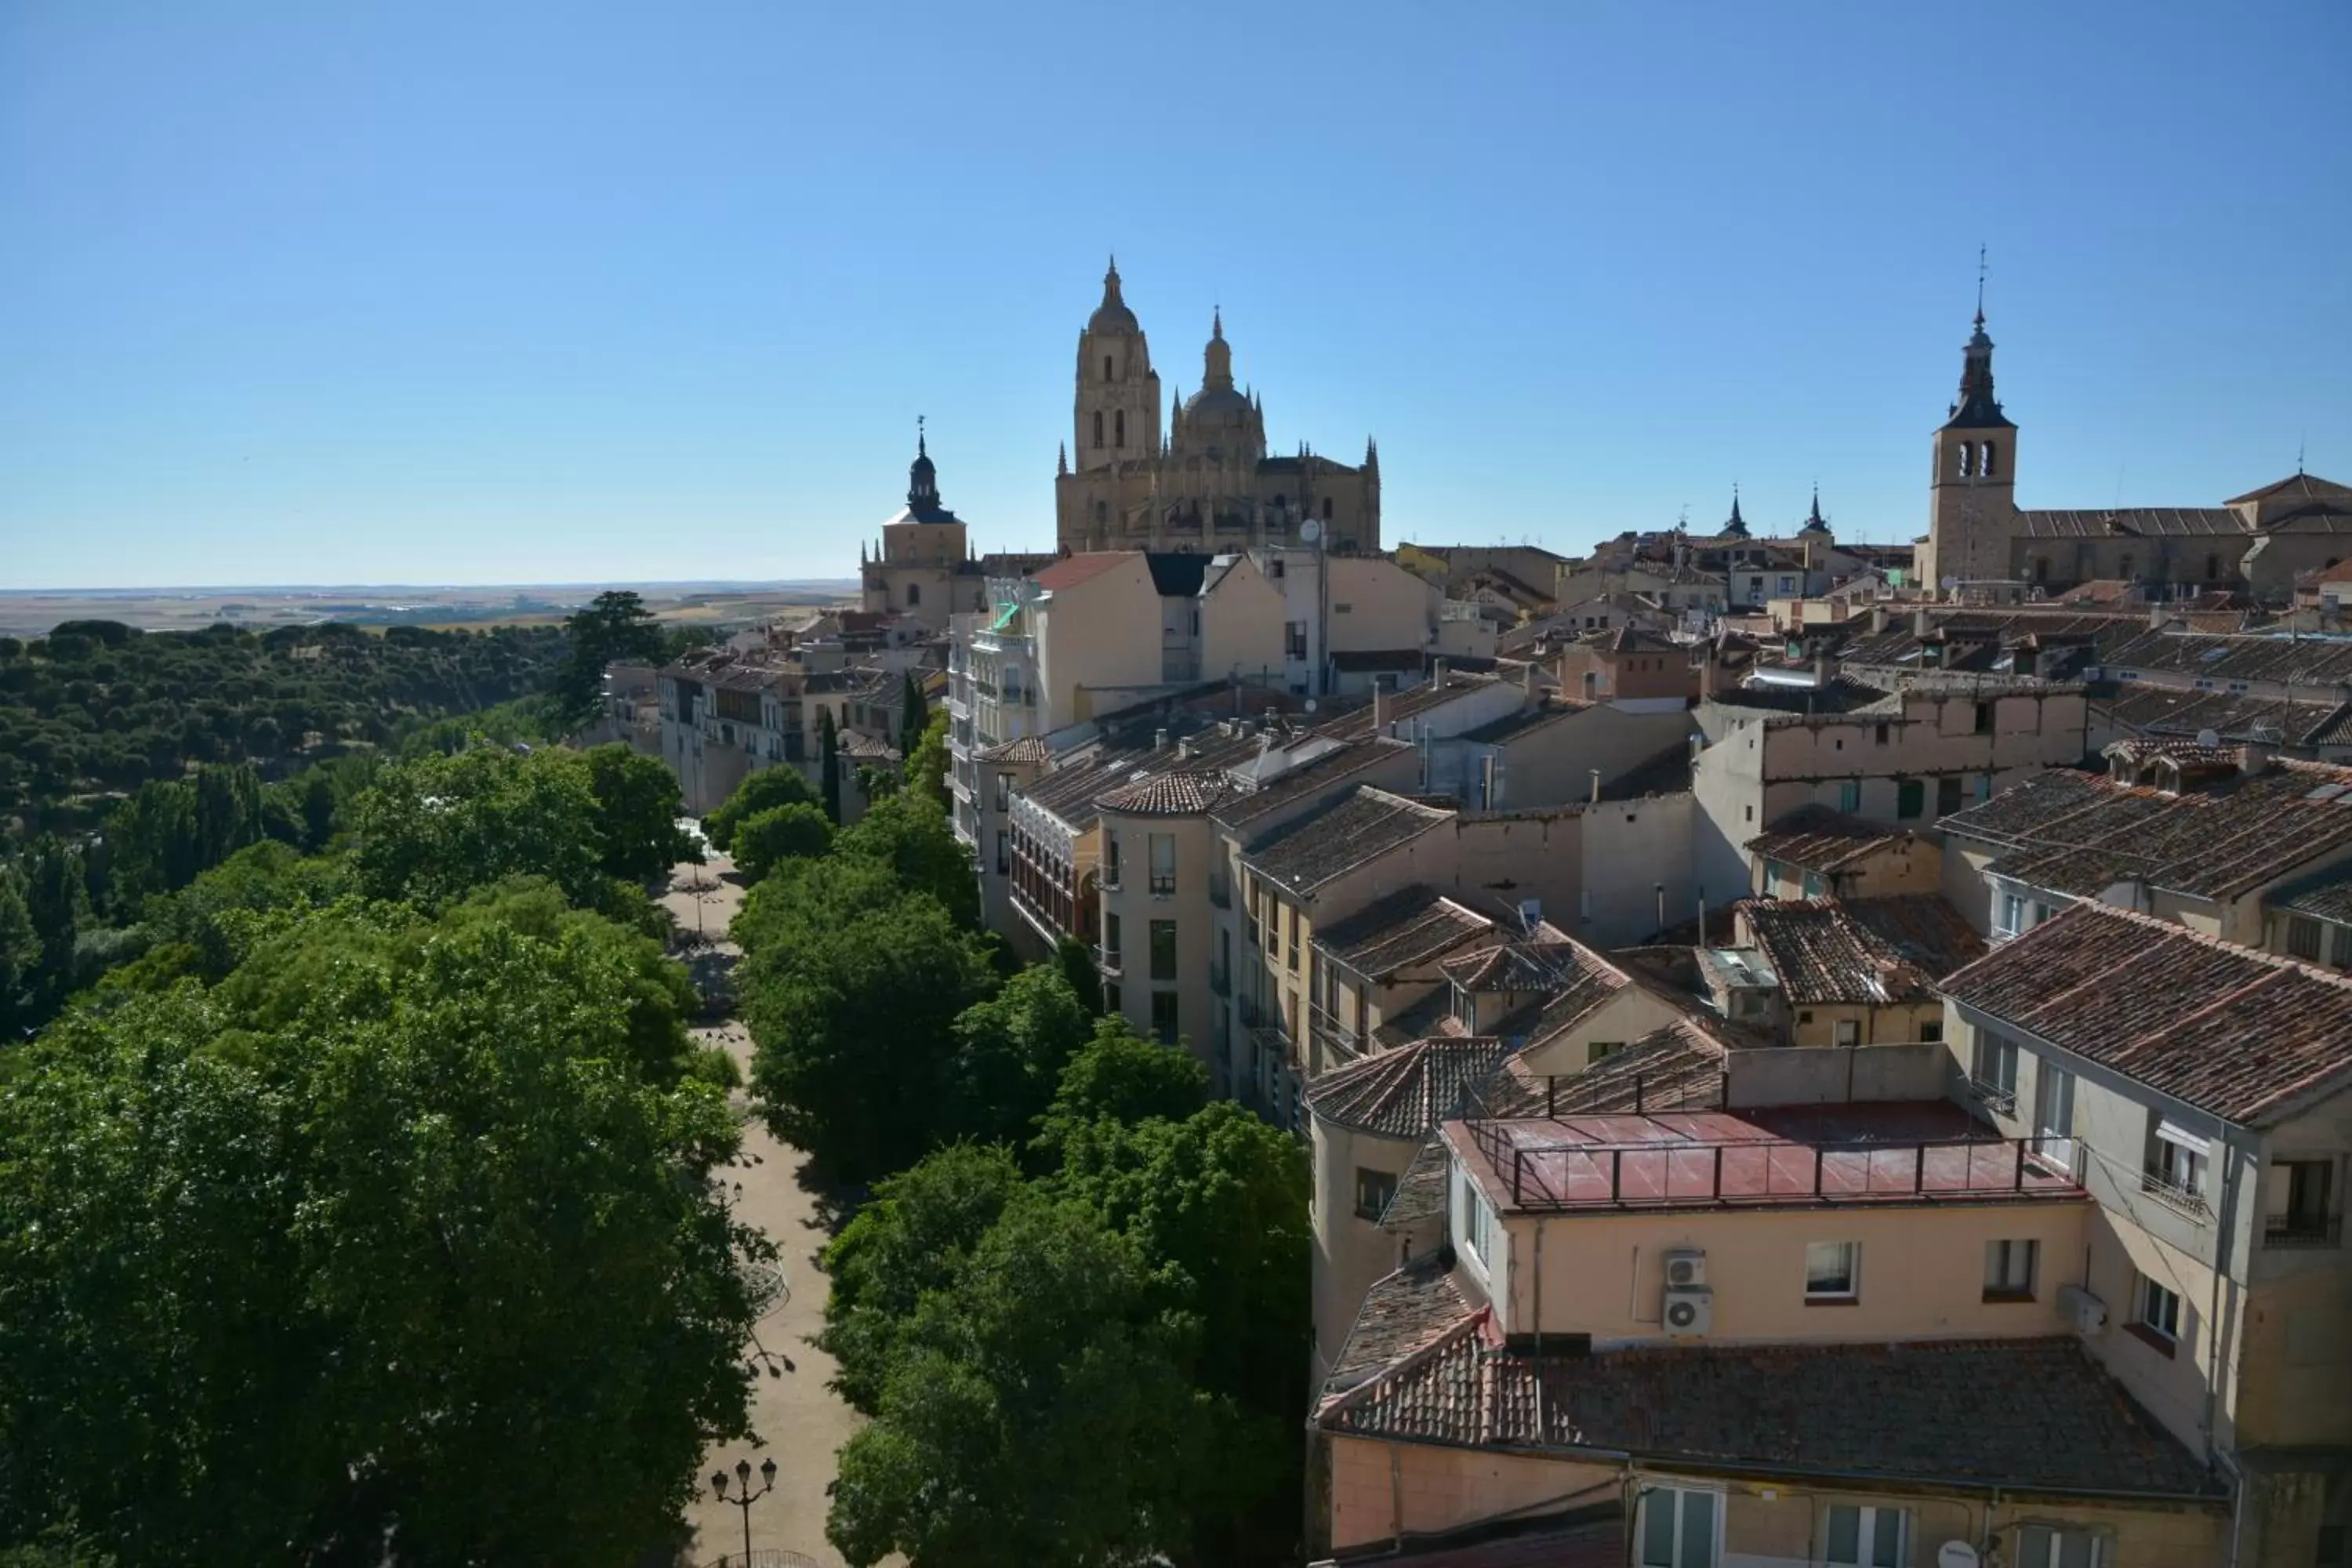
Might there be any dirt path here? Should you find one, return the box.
[662,857,862,1568]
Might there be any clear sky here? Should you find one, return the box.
[4,1,2347,590]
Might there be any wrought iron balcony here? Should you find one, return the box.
[2264,1214,2343,1248]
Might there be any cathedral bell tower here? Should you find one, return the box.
[1926,299,2020,590]
[1072,259,1163,472]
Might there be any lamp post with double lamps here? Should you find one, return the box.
[710,1454,778,1566]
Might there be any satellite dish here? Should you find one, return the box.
[1936,1544,1980,1568]
[1300,519,1323,544]
[1303,698,1319,713]
[2195,728,2223,749]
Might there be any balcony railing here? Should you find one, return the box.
[2140,1169,2212,1220]
[1465,1127,2080,1212]
[2264,1214,2343,1249]
[1098,946,1123,978]
[1965,1076,2018,1117]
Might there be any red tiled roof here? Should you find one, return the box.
[976,735,1052,764]
[1738,895,1984,1006]
[1318,1327,2219,1500]
[1032,551,1138,591]
[1744,804,1921,877]
[1481,1018,1728,1118]
[1940,903,2352,1125]
[1315,886,1495,978]
[1306,1037,1510,1141]
[1095,769,1232,816]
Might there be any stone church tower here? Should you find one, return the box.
[1921,304,2020,590]
[1054,263,1379,555]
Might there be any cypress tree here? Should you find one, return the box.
[818,708,843,825]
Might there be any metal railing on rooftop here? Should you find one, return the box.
[2140,1168,2212,1220]
[1465,1122,2077,1212]
[2264,1214,2343,1249]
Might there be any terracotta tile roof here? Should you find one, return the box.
[1032,551,1138,591]
[1212,738,1414,832]
[1095,769,1233,816]
[1457,701,1584,746]
[1314,673,1501,742]
[976,734,1053,764]
[2016,507,2243,539]
[2099,626,2352,688]
[1322,1250,1472,1394]
[1744,804,1921,877]
[2227,471,2352,506]
[1480,1018,1729,1118]
[1316,886,1496,979]
[1479,942,1645,1051]
[837,731,898,760]
[1941,903,2352,1125]
[1245,787,1454,895]
[1739,895,1984,1006]
[1306,1037,1511,1140]
[1319,1327,2220,1501]
[1940,760,2352,901]
[1373,987,1467,1051]
[2267,861,2352,925]
[1377,1136,1454,1229]
[2098,685,2352,750]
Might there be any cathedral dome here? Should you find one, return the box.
[1087,260,1139,334]
[1183,383,1252,423]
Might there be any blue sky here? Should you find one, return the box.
[3,1,2347,590]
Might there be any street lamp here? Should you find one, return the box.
[710,1454,779,1566]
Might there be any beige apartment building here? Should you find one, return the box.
[1308,1034,2228,1566]
[1941,904,2352,1566]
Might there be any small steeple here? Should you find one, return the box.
[1057,441,1068,477]
[1721,485,1749,539]
[1945,251,2013,430]
[1202,310,1233,389]
[1801,484,1828,532]
[1364,434,1378,470]
[906,416,942,511]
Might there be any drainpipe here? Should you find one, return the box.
[2204,1135,2242,1476]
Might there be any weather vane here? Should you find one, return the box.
[1976,244,1988,318]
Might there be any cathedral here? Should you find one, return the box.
[1919,303,2351,598]
[1053,261,1381,555]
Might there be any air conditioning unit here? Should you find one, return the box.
[1663,1286,1713,1338]
[1662,1248,1708,1289]
[2059,1283,2107,1336]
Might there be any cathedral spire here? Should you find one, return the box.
[907,417,942,511]
[1802,483,1828,532]
[1057,440,1068,477]
[1721,485,1749,539]
[1945,289,2013,430]
[1203,310,1233,390]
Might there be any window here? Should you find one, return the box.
[1588,1040,1624,1065]
[1638,1486,1718,1568]
[1334,601,1352,614]
[2288,916,2324,961]
[1457,1167,1496,1265]
[1980,441,1997,479]
[1103,912,1122,970]
[1285,621,1308,659]
[1148,833,1176,896]
[2145,1123,2209,1214]
[1777,575,1795,596]
[994,771,1010,811]
[1093,410,1105,448]
[1824,1504,1904,1568]
[1149,919,1177,981]
[1874,723,1890,745]
[2135,1274,2183,1347]
[1895,778,1924,820]
[1103,832,1121,888]
[1984,1238,2038,1300]
[1957,442,1975,478]
[1103,354,1113,381]
[1918,1018,1942,1044]
[1973,699,1994,734]
[1322,496,1334,521]
[2034,1065,2077,1172]
[1804,1240,1859,1301]
[1976,771,1994,801]
[995,833,1008,875]
[1150,989,1180,1044]
[1115,408,1125,447]
[1837,779,1861,812]
[1354,1167,1397,1221]
[2015,1526,2103,1568]
[1936,775,1964,817]
[2331,925,2352,969]
[1833,1018,1860,1047]
[1287,907,1301,971]
[2267,1157,2338,1244]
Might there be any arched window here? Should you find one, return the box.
[906,583,920,607]
[1980,442,1997,478]
[1115,409,1125,448]
[1322,497,1334,521]
[1958,443,1974,478]
[1093,411,1104,448]
[1103,354,1113,382]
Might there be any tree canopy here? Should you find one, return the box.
[553,591,666,720]
[0,898,760,1566]
[705,764,819,851]
[731,801,834,884]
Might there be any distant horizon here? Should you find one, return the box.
[0,578,861,598]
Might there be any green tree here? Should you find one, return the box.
[1034,1019,1210,1156]
[18,838,87,1022]
[905,705,952,811]
[580,743,691,883]
[347,746,604,909]
[835,789,977,928]
[553,590,665,720]
[1053,934,1105,1014]
[826,1192,1199,1568]
[896,671,925,758]
[816,1143,1028,1414]
[705,764,818,851]
[731,802,835,884]
[944,964,1094,1149]
[96,840,350,993]
[0,869,35,1038]
[741,891,996,1183]
[818,708,843,825]
[0,909,757,1566]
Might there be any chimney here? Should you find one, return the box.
[2240,739,2275,775]
[1813,651,1837,689]
[1373,680,1389,735]
[1432,656,1450,689]
[1912,606,1934,638]
[1523,659,1541,699]
[1154,728,1169,751]
[1588,768,1602,804]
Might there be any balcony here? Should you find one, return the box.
[1098,946,1123,978]
[2140,1169,2212,1221]
[1965,1076,2018,1118]
[2265,1214,2343,1249]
